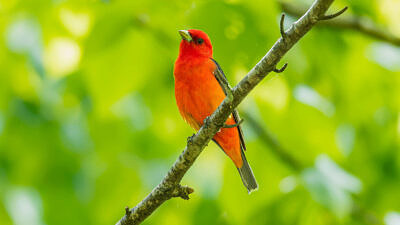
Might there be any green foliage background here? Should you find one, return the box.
[0,0,399,224]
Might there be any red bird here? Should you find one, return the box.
[173,29,258,193]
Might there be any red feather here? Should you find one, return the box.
[174,29,258,192]
[174,29,242,167]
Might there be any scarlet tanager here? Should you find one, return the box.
[173,29,258,193]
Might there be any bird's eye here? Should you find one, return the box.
[197,38,204,44]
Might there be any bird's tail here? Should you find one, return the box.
[237,150,258,194]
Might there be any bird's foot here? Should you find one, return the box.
[187,134,195,145]
[223,119,244,128]
[203,116,211,126]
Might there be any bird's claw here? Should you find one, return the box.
[203,116,211,126]
[223,119,244,128]
[187,134,195,145]
[280,13,287,42]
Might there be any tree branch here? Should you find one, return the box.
[280,1,400,46]
[243,113,383,225]
[242,113,303,171]
[116,0,344,224]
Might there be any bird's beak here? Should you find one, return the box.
[179,30,192,42]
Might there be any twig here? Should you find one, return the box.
[116,0,344,224]
[319,6,348,20]
[280,13,288,42]
[273,63,288,73]
[170,185,194,200]
[125,207,130,217]
[279,1,400,46]
[243,113,303,171]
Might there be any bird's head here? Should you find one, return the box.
[178,29,213,58]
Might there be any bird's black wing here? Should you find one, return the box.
[210,58,246,151]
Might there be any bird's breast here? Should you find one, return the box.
[174,58,225,129]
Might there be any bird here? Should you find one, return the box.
[173,29,258,193]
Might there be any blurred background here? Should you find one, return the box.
[0,0,399,224]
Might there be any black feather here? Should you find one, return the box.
[210,58,246,151]
[210,58,258,193]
